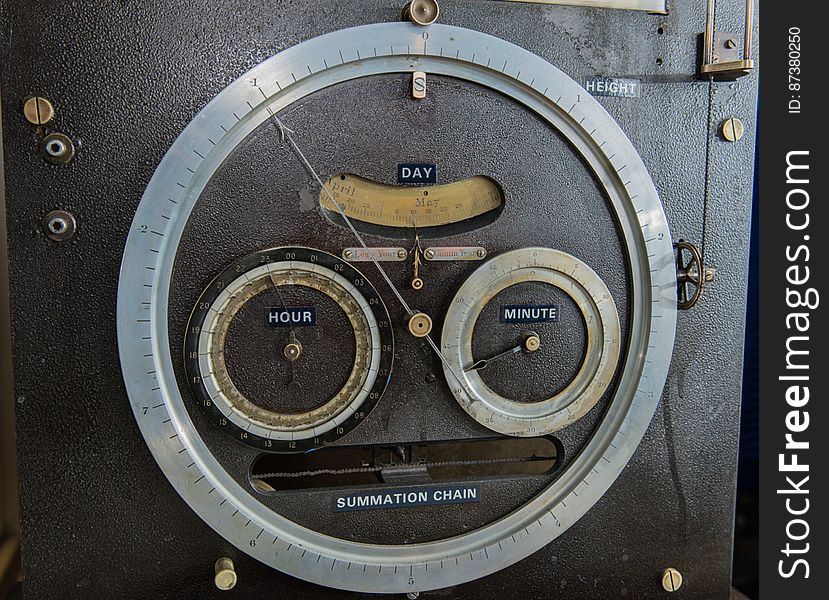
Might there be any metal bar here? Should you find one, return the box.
[744,0,754,61]
[704,0,716,66]
[503,0,668,14]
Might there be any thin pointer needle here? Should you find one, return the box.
[271,276,299,383]
[466,333,542,372]
[466,344,524,373]
[268,113,470,392]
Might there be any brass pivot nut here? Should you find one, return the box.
[523,334,541,353]
[661,567,683,593]
[23,96,54,125]
[407,312,433,338]
[283,342,303,362]
[404,0,440,26]
[411,277,424,290]
[214,557,237,591]
[721,117,745,142]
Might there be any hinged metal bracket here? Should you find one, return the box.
[675,241,717,310]
[700,0,755,79]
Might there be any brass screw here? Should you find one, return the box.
[397,249,408,259]
[661,568,683,593]
[721,117,745,142]
[725,38,738,49]
[424,249,435,260]
[214,557,237,591]
[23,96,54,125]
[476,249,487,259]
[343,249,354,259]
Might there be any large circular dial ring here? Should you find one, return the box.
[116,23,677,593]
[443,248,621,436]
[184,247,392,453]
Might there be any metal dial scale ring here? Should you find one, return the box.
[443,248,621,437]
[183,247,393,453]
[116,22,677,593]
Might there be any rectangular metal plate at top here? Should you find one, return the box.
[424,247,488,261]
[342,248,408,262]
[503,0,668,13]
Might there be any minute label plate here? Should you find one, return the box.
[500,304,559,324]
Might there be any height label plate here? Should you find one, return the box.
[584,77,642,98]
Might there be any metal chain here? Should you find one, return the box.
[701,74,715,265]
[253,456,549,480]
[700,0,718,265]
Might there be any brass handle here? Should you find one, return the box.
[701,0,755,78]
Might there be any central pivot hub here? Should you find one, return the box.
[407,312,433,338]
[283,341,303,362]
[523,333,541,353]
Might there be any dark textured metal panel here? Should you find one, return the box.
[1,0,758,598]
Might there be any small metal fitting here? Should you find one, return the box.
[41,133,75,165]
[404,0,440,26]
[214,557,237,591]
[43,210,77,242]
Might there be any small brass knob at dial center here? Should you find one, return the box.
[524,334,541,353]
[283,342,303,362]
